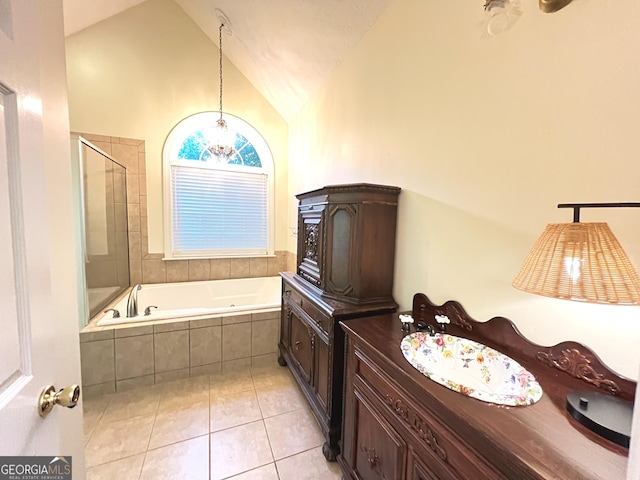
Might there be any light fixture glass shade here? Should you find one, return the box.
[206,118,236,160]
[513,222,640,304]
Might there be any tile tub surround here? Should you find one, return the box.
[82,365,342,479]
[75,132,289,286]
[80,310,281,396]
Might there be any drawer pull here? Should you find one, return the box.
[361,446,385,479]
[361,445,379,466]
[294,340,301,350]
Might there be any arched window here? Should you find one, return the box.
[163,112,274,258]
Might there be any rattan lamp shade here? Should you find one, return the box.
[513,222,640,305]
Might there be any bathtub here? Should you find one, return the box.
[97,276,282,326]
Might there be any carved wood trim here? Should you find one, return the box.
[296,183,401,198]
[385,395,447,461]
[307,325,316,350]
[536,348,621,395]
[304,223,319,262]
[298,270,320,286]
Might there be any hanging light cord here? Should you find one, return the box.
[218,22,224,121]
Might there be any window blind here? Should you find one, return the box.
[170,165,268,256]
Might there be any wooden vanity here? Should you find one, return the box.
[338,293,633,480]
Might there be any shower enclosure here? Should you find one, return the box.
[72,134,130,322]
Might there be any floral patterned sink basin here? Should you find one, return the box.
[400,333,543,406]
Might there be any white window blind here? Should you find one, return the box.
[170,165,268,256]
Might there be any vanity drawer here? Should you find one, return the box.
[284,285,330,338]
[283,287,303,308]
[301,298,330,336]
[354,347,504,480]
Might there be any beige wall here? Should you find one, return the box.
[289,0,640,378]
[65,0,288,255]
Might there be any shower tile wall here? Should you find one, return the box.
[77,133,289,284]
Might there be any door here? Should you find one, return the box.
[0,0,85,473]
[289,310,314,384]
[353,388,406,480]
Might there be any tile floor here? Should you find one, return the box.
[82,362,343,480]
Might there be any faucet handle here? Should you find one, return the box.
[104,308,120,318]
[144,305,158,316]
[435,314,450,332]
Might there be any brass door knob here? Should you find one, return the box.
[38,384,80,418]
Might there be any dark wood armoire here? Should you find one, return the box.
[278,183,400,460]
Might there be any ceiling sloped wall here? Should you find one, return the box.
[174,0,394,120]
[288,0,640,379]
[65,0,289,254]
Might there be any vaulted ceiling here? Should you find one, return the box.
[62,0,393,120]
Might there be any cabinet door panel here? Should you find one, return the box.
[354,388,406,480]
[290,310,313,384]
[326,204,356,295]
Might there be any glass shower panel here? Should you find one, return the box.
[81,140,129,319]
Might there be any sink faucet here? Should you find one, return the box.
[126,284,142,317]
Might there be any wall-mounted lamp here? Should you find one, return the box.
[513,203,640,305]
[513,202,640,447]
[539,0,574,13]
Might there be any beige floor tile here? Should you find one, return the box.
[157,376,210,414]
[82,397,109,423]
[148,403,209,449]
[84,424,97,447]
[86,453,145,480]
[85,414,154,467]
[140,435,209,480]
[210,369,255,396]
[160,371,210,393]
[255,382,308,419]
[276,447,342,480]
[210,421,273,480]
[227,463,279,480]
[82,397,109,444]
[210,389,262,432]
[264,408,325,460]
[100,384,162,424]
[250,364,294,389]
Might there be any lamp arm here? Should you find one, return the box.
[557,202,640,223]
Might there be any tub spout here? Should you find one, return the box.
[126,284,142,317]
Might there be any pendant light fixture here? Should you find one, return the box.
[207,10,235,161]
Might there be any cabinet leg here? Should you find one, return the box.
[322,442,338,462]
[277,355,287,367]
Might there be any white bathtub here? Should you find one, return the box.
[97,276,282,326]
